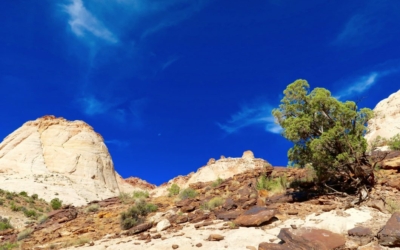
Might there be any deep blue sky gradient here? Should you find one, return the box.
[1,0,400,185]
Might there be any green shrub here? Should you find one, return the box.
[257,175,287,194]
[0,217,13,231]
[120,200,157,230]
[212,177,224,188]
[17,228,33,241]
[0,242,18,250]
[119,192,133,204]
[19,191,28,197]
[85,204,100,213]
[50,198,62,210]
[0,199,4,206]
[5,192,13,200]
[388,134,400,151]
[0,189,5,196]
[31,194,38,200]
[168,184,180,196]
[132,191,149,199]
[201,197,224,210]
[10,202,21,212]
[37,215,48,224]
[23,209,37,218]
[179,188,197,200]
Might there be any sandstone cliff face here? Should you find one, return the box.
[0,116,139,206]
[152,150,272,196]
[365,89,400,145]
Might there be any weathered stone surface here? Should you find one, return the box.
[207,234,224,241]
[222,197,236,210]
[258,242,288,250]
[156,219,171,232]
[127,222,153,235]
[348,226,374,246]
[378,212,400,246]
[234,206,276,227]
[366,89,400,145]
[216,210,242,221]
[0,116,146,206]
[276,227,346,250]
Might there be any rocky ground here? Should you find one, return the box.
[1,152,400,250]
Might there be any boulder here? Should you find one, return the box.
[378,212,400,246]
[156,219,171,232]
[268,227,346,250]
[234,206,276,227]
[348,226,374,246]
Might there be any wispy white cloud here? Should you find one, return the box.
[161,56,179,71]
[335,66,400,99]
[63,0,118,44]
[77,95,110,115]
[217,101,282,134]
[332,1,397,48]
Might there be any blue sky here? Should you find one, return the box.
[1,0,400,185]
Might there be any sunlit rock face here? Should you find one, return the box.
[366,90,400,146]
[152,150,272,197]
[0,115,139,206]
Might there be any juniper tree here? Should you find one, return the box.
[272,79,374,196]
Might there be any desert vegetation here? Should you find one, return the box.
[273,80,378,198]
[120,200,157,230]
[167,183,180,196]
[179,188,198,200]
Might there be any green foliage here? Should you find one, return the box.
[388,134,400,151]
[132,191,149,199]
[85,204,100,213]
[256,176,287,194]
[19,191,28,197]
[23,209,37,218]
[120,200,157,230]
[0,217,13,231]
[212,177,224,188]
[17,228,33,241]
[201,197,224,210]
[5,192,14,200]
[168,184,180,196]
[179,188,198,200]
[31,194,38,200]
[10,202,21,212]
[0,199,4,206]
[50,198,62,210]
[37,214,48,224]
[272,80,373,189]
[0,242,19,250]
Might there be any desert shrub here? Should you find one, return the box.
[19,191,28,197]
[31,194,38,200]
[168,184,180,196]
[5,192,13,200]
[0,217,13,231]
[132,191,149,199]
[37,214,48,224]
[0,189,4,196]
[273,80,374,194]
[212,177,224,188]
[202,197,224,210]
[388,134,400,151]
[369,135,388,151]
[50,198,62,210]
[0,242,18,250]
[17,228,33,241]
[179,188,197,200]
[120,200,157,230]
[23,209,37,218]
[386,199,400,214]
[118,192,133,204]
[10,202,21,212]
[85,204,100,213]
[257,176,287,194]
[0,199,4,206]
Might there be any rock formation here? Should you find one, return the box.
[365,89,400,145]
[0,115,143,206]
[152,150,272,196]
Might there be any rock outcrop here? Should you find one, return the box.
[152,150,272,196]
[366,89,400,145]
[0,116,142,206]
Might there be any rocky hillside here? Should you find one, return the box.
[152,150,271,197]
[0,116,147,206]
[2,153,400,250]
[366,89,400,145]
